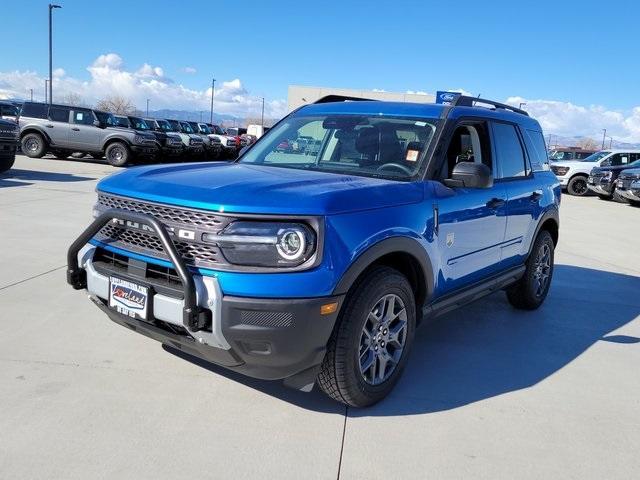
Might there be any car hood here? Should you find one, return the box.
[552,160,593,169]
[593,164,640,172]
[97,162,424,215]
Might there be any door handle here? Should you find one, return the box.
[486,198,505,209]
[72,127,80,131]
[530,191,543,202]
[45,124,54,128]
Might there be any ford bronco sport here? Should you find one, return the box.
[67,96,560,407]
[0,118,19,173]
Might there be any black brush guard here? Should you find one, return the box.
[66,209,210,331]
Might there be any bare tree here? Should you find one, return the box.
[95,95,136,115]
[577,137,598,150]
[59,92,86,106]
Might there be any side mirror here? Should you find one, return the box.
[443,162,493,189]
[93,120,104,128]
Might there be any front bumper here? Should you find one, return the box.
[161,145,184,157]
[587,180,614,195]
[131,144,160,158]
[0,139,17,157]
[618,186,640,201]
[67,211,342,389]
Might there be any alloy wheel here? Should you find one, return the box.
[533,243,551,297]
[358,293,408,385]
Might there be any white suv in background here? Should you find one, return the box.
[549,150,640,196]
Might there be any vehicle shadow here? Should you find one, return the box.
[164,264,640,416]
[0,168,95,187]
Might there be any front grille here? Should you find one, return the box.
[97,194,225,229]
[94,193,234,269]
[618,173,640,189]
[95,223,221,269]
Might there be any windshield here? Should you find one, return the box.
[180,122,194,134]
[581,151,611,162]
[130,117,150,130]
[113,116,130,128]
[239,114,438,180]
[212,124,225,135]
[157,119,174,132]
[198,123,211,134]
[549,151,571,160]
[167,120,181,132]
[95,111,116,126]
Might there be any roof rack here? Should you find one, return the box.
[452,95,529,116]
[313,95,377,104]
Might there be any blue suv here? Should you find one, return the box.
[67,96,560,407]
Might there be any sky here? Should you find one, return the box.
[2,0,640,141]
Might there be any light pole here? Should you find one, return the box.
[48,4,62,105]
[29,88,33,101]
[146,99,150,116]
[606,135,613,149]
[601,128,607,150]
[210,78,216,124]
[44,79,49,103]
[261,97,265,128]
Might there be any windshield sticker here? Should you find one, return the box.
[406,149,419,162]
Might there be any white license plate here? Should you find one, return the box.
[617,180,624,188]
[109,277,149,320]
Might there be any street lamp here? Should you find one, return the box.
[146,99,150,116]
[261,97,265,128]
[601,128,607,150]
[44,79,49,103]
[210,78,216,124]
[48,4,62,105]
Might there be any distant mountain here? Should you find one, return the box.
[144,109,241,125]
[548,134,640,150]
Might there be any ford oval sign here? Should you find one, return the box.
[436,91,461,105]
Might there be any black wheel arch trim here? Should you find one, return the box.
[101,135,133,151]
[332,236,434,300]
[528,207,559,257]
[20,127,51,145]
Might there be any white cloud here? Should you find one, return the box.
[505,96,640,143]
[0,53,286,119]
[183,66,197,74]
[52,68,65,78]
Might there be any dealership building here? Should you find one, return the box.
[287,85,435,112]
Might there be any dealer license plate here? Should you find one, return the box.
[109,276,149,320]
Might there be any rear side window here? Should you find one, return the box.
[522,129,549,171]
[21,102,48,119]
[608,153,630,166]
[72,110,95,125]
[49,107,70,123]
[492,122,528,178]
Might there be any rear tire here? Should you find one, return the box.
[21,133,47,158]
[567,175,589,196]
[105,142,130,167]
[317,266,416,407]
[629,199,640,207]
[506,230,554,310]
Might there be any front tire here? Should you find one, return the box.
[105,142,130,167]
[21,133,47,158]
[567,175,589,196]
[506,230,554,310]
[629,199,640,207]
[317,266,416,407]
[0,155,15,173]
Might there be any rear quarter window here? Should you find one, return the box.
[523,129,550,172]
[21,103,48,119]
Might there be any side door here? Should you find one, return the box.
[44,105,71,146]
[68,109,103,151]
[434,120,508,293]
[492,122,544,270]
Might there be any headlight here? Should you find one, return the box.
[133,135,149,144]
[602,171,613,179]
[203,221,317,267]
[226,139,236,146]
[551,166,569,176]
[189,138,198,146]
[631,180,640,189]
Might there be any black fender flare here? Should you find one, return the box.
[332,236,434,300]
[528,206,560,257]
[101,135,133,151]
[20,126,51,145]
